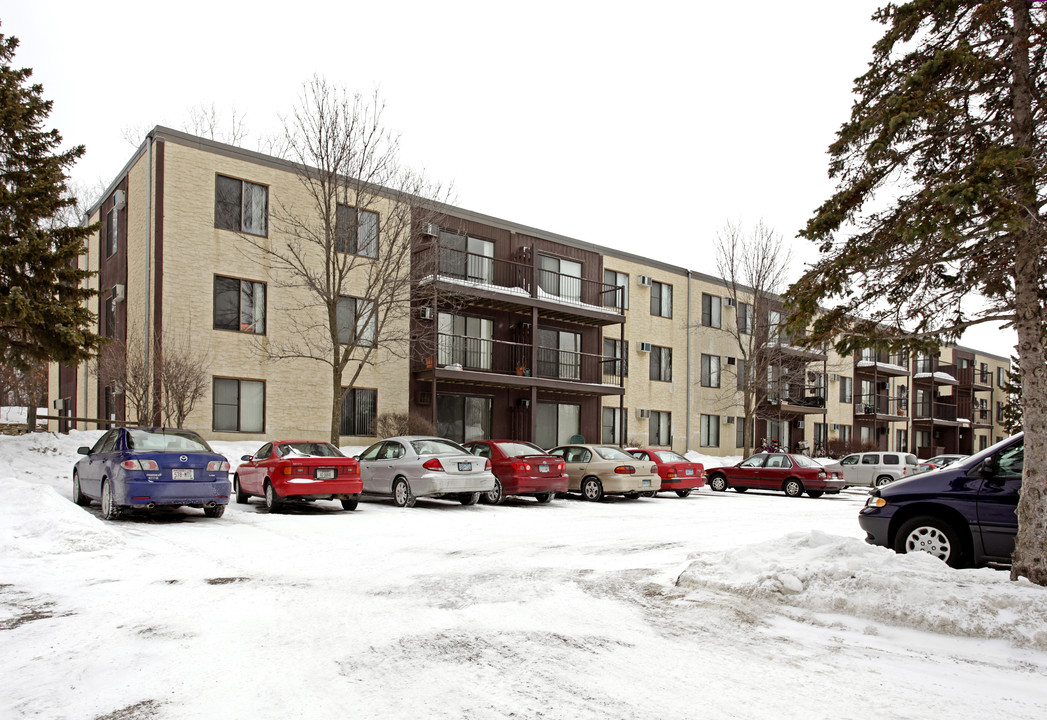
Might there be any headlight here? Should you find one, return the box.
[865,496,886,508]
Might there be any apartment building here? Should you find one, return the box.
[48,128,1012,457]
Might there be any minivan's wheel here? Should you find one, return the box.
[483,479,504,505]
[875,475,893,487]
[675,489,692,498]
[392,478,415,508]
[894,515,965,567]
[341,495,359,511]
[783,479,804,497]
[234,476,249,504]
[203,504,226,518]
[101,479,121,521]
[581,477,604,502]
[72,472,91,506]
[708,474,728,492]
[264,482,282,512]
[534,492,554,504]
[458,492,481,506]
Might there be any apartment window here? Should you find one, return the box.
[602,407,626,444]
[860,348,876,362]
[737,302,753,334]
[336,297,377,346]
[895,428,908,452]
[335,205,379,258]
[213,378,265,433]
[838,424,853,443]
[437,395,492,443]
[700,414,719,447]
[701,354,720,388]
[736,358,748,391]
[650,346,672,382]
[915,353,933,374]
[916,429,932,450]
[536,402,580,449]
[997,366,1006,388]
[214,276,266,334]
[538,329,581,380]
[603,270,628,310]
[979,435,988,451]
[105,208,117,258]
[814,422,827,450]
[839,376,853,403]
[604,338,628,378]
[651,281,673,318]
[650,411,671,445]
[767,309,783,342]
[440,231,494,283]
[538,255,581,302]
[439,314,493,370]
[736,417,751,449]
[701,293,720,328]
[215,175,267,236]
[339,388,377,436]
[996,401,1005,423]
[103,293,116,339]
[979,362,990,383]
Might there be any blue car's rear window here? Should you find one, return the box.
[127,430,212,453]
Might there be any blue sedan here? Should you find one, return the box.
[73,427,231,520]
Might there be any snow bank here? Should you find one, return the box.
[0,478,122,557]
[678,530,1047,650]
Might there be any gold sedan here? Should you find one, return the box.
[548,444,661,501]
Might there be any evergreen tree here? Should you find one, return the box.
[0,31,99,372]
[1001,357,1024,436]
[783,2,1046,584]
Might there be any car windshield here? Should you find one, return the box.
[739,454,766,468]
[593,446,636,461]
[127,429,212,453]
[494,441,547,457]
[654,451,688,463]
[278,442,343,458]
[411,438,468,456]
[792,455,819,468]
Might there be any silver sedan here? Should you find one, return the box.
[357,436,496,507]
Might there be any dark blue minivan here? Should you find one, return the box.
[858,433,1022,568]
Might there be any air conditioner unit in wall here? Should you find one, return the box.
[419,306,433,320]
[725,356,736,365]
[725,297,737,307]
[111,284,126,303]
[636,408,651,419]
[113,189,126,211]
[831,423,840,431]
[637,275,652,287]
[830,373,840,382]
[421,222,439,237]
[638,342,652,353]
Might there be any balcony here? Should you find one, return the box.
[956,397,992,426]
[913,360,958,385]
[764,329,828,362]
[853,394,909,421]
[414,332,624,396]
[855,351,909,377]
[956,366,993,391]
[761,384,827,415]
[414,245,625,326]
[913,400,959,424]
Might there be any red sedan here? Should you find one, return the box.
[627,448,705,497]
[234,440,363,511]
[462,440,568,504]
[705,452,845,498]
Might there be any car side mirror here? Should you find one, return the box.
[979,456,997,479]
[240,455,253,462]
[77,446,91,455]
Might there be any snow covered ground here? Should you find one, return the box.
[2,430,1046,720]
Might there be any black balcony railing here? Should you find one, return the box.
[854,394,908,416]
[913,400,958,422]
[957,366,992,387]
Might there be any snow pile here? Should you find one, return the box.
[678,530,1047,650]
[0,478,123,557]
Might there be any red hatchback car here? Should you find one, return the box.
[705,452,845,498]
[462,440,569,504]
[627,448,705,497]
[235,440,363,511]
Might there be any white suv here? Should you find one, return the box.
[839,452,919,487]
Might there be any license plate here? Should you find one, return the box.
[172,469,194,480]
[538,464,550,473]
[316,468,336,480]
[458,462,472,471]
[684,468,694,475]
[642,479,651,487]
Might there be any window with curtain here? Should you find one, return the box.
[649,411,671,445]
[215,175,268,236]
[603,269,628,309]
[335,204,379,258]
[700,414,719,447]
[340,388,377,436]
[603,338,628,379]
[651,281,673,318]
[337,297,377,346]
[214,276,266,334]
[650,346,672,382]
[537,328,581,380]
[438,313,493,369]
[213,377,265,433]
[538,255,582,302]
[437,395,492,443]
[701,354,720,388]
[701,293,720,327]
[602,407,626,444]
[536,402,580,449]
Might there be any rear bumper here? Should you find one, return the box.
[120,477,231,506]
[658,477,705,491]
[272,477,363,498]
[415,471,496,497]
[600,474,661,494]
[500,474,570,495]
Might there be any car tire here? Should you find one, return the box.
[203,504,225,518]
[875,475,894,487]
[341,495,359,511]
[708,474,728,492]
[72,472,91,507]
[459,492,481,506]
[264,482,282,512]
[483,479,504,505]
[675,489,692,498]
[734,487,748,493]
[640,491,656,498]
[234,476,249,504]
[806,490,825,498]
[894,515,965,568]
[392,478,415,508]
[534,492,554,504]
[101,479,121,521]
[581,477,604,502]
[783,479,804,497]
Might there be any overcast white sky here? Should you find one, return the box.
[2,0,1015,355]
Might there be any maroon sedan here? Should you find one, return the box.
[462,440,568,505]
[705,452,844,498]
[627,448,705,497]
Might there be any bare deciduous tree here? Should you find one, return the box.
[182,102,249,146]
[373,412,437,438]
[248,78,451,443]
